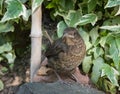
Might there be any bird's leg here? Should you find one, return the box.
[70,67,89,84]
[53,70,71,85]
[70,73,79,82]
[53,70,63,82]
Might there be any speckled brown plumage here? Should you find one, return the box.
[45,27,86,80]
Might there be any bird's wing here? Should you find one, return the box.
[45,38,68,57]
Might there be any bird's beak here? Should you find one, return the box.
[63,33,74,38]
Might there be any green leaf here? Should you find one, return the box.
[100,79,117,94]
[0,0,3,15]
[63,11,97,27]
[102,17,120,26]
[54,11,67,18]
[92,47,104,59]
[106,36,120,69]
[58,0,75,11]
[116,38,120,56]
[91,57,104,84]
[109,40,118,58]
[88,0,97,12]
[22,9,31,21]
[101,64,119,86]
[89,26,99,44]
[46,0,59,9]
[19,0,28,3]
[2,52,16,63]
[78,27,92,50]
[1,67,8,73]
[0,57,3,61]
[1,0,28,22]
[59,0,76,11]
[105,0,120,8]
[76,13,98,26]
[57,21,67,38]
[0,36,6,45]
[99,36,108,47]
[65,10,82,27]
[0,22,14,33]
[0,43,12,54]
[46,2,56,9]
[0,80,4,91]
[82,56,92,73]
[100,25,120,31]
[115,6,120,16]
[32,0,44,13]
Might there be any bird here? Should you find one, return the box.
[45,27,86,82]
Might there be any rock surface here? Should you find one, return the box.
[16,81,105,94]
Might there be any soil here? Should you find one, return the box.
[0,51,30,94]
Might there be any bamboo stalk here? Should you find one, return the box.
[30,6,42,82]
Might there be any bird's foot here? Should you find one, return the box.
[71,67,90,86]
[53,70,72,86]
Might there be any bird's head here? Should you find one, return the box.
[62,27,79,45]
[63,27,78,38]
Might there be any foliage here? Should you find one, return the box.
[44,0,120,93]
[0,0,30,90]
[0,0,31,65]
[0,0,120,93]
[0,80,4,91]
[0,0,43,91]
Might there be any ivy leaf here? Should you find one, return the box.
[105,0,120,8]
[64,10,82,27]
[76,13,98,26]
[0,80,4,91]
[0,43,12,54]
[102,17,120,26]
[89,26,99,44]
[57,21,67,38]
[82,56,92,73]
[22,9,31,21]
[115,6,120,16]
[100,25,120,31]
[0,57,3,61]
[2,52,16,64]
[1,67,8,73]
[91,57,104,84]
[1,0,28,22]
[109,42,120,69]
[99,36,108,47]
[0,22,14,33]
[64,11,97,27]
[106,36,120,69]
[101,64,119,86]
[92,47,104,59]
[88,0,97,12]
[116,38,120,56]
[0,0,3,15]
[78,27,92,50]
[58,0,75,11]
[46,2,56,9]
[109,40,118,58]
[19,0,28,3]
[32,0,44,13]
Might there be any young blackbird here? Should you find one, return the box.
[45,27,86,82]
